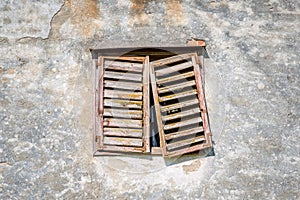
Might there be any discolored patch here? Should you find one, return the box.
[129,0,149,26]
[166,0,186,25]
[182,160,201,174]
[49,0,101,39]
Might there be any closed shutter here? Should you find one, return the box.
[95,56,150,154]
[150,53,212,157]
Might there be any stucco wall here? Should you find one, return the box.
[0,0,299,199]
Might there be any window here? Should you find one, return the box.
[91,41,212,157]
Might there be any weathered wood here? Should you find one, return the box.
[159,89,197,102]
[104,56,145,62]
[156,71,194,85]
[151,53,194,67]
[149,53,211,157]
[166,143,208,157]
[100,145,144,153]
[103,118,142,128]
[149,63,168,155]
[104,71,142,82]
[158,80,196,94]
[192,56,212,147]
[104,80,142,91]
[104,127,143,138]
[143,56,150,152]
[104,89,143,100]
[98,56,104,147]
[104,137,143,147]
[104,99,143,109]
[160,98,199,113]
[167,135,206,150]
[104,60,143,72]
[103,108,142,119]
[155,61,192,76]
[94,58,100,151]
[164,117,202,130]
[162,107,200,121]
[165,126,204,140]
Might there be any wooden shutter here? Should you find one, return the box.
[150,53,212,157]
[94,56,150,154]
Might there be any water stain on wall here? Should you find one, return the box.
[129,0,149,26]
[49,0,101,39]
[165,0,186,25]
[129,0,186,26]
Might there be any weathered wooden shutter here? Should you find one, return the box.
[150,53,212,157]
[95,56,150,154]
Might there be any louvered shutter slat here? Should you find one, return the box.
[165,126,204,140]
[158,80,196,94]
[104,89,143,100]
[158,89,198,102]
[104,99,143,109]
[104,80,142,91]
[156,71,194,85]
[103,71,142,82]
[162,107,200,121]
[104,127,143,138]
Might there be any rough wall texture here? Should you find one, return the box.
[0,0,299,199]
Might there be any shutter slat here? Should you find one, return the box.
[157,71,194,85]
[104,137,143,147]
[158,80,196,94]
[105,61,143,72]
[101,145,144,153]
[103,118,142,128]
[104,71,142,82]
[104,99,142,109]
[103,108,142,119]
[151,53,193,67]
[164,117,202,130]
[162,107,200,121]
[159,89,198,102]
[167,135,206,151]
[155,62,192,76]
[166,144,207,157]
[104,80,142,91]
[161,99,199,113]
[104,89,143,100]
[104,127,143,138]
[165,126,203,140]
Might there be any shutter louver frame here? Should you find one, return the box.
[149,53,212,157]
[94,56,150,155]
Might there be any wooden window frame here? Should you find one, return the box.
[91,44,212,157]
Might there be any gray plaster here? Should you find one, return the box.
[0,0,299,199]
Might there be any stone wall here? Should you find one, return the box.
[0,0,299,199]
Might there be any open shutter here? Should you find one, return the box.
[94,56,150,154]
[150,53,212,157]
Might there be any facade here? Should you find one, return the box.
[0,0,299,199]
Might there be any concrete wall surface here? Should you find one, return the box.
[0,0,299,199]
